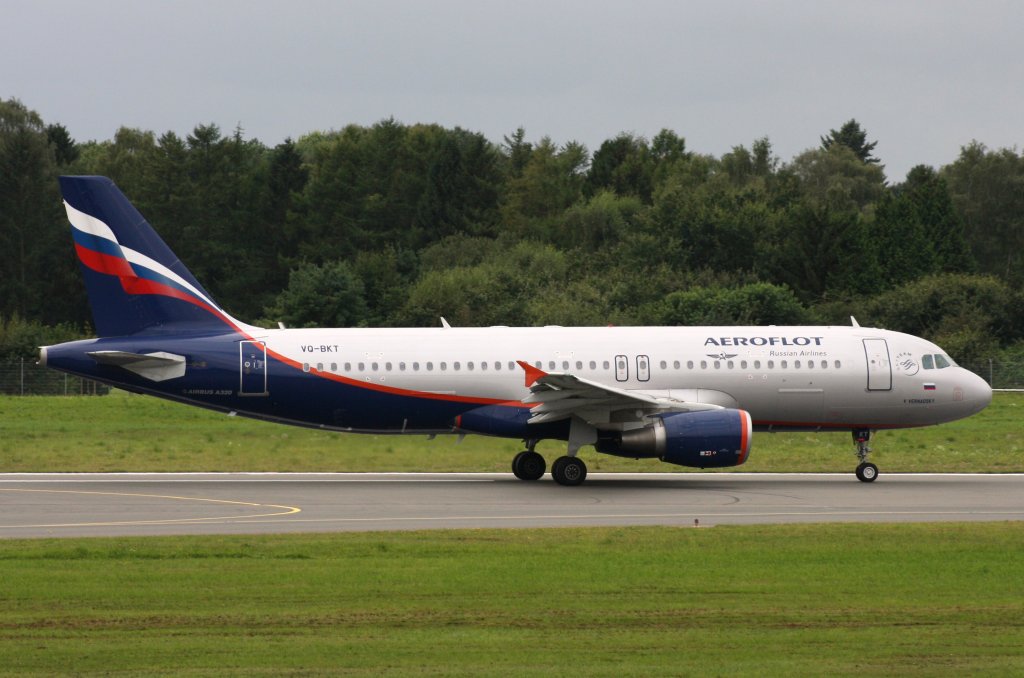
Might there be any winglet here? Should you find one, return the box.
[850,316,860,327]
[517,360,547,387]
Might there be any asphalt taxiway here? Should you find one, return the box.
[1,473,1022,538]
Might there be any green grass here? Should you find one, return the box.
[0,392,1020,473]
[0,523,1021,675]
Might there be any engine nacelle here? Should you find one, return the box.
[596,409,752,468]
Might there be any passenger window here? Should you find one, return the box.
[441,362,447,370]
[700,360,707,369]
[660,360,667,369]
[413,362,420,371]
[358,362,365,371]
[794,360,801,369]
[589,361,597,370]
[576,361,583,370]
[426,362,433,371]
[935,354,951,369]
[508,361,515,370]
[781,360,788,368]
[454,362,460,371]
[302,363,310,373]
[603,361,610,370]
[371,362,378,371]
[835,360,841,368]
[687,360,693,369]
[399,362,406,371]
[674,360,680,369]
[754,360,761,369]
[922,354,934,370]
[562,361,569,370]
[468,362,474,371]
[481,361,487,370]
[385,362,392,371]
[767,360,774,369]
[344,362,351,371]
[727,360,734,369]
[331,363,337,372]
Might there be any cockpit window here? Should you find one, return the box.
[923,354,953,369]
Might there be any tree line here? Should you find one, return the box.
[1,97,1023,365]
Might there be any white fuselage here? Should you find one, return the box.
[249,324,992,431]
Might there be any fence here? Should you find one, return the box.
[2,357,1022,396]
[0,359,109,396]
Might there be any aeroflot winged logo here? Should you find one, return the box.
[64,200,226,319]
[704,336,825,347]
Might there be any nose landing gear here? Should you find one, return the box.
[853,429,878,482]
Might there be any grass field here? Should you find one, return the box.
[0,523,1021,675]
[0,392,1020,473]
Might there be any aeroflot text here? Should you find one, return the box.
[704,336,825,347]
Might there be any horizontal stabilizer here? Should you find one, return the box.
[87,350,186,382]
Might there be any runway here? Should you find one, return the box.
[1,473,1023,538]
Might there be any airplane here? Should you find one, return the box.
[40,176,993,485]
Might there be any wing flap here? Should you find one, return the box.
[517,361,720,427]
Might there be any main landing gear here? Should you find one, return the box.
[511,440,588,486]
[853,429,879,483]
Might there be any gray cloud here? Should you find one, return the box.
[5,0,1022,180]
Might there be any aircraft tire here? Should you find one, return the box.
[552,456,587,486]
[513,451,546,481]
[855,462,879,483]
[512,451,527,477]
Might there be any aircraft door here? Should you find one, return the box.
[240,341,268,396]
[863,338,892,391]
[636,355,650,382]
[614,355,629,382]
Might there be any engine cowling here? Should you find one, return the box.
[595,409,752,468]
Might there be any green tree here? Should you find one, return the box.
[0,98,78,324]
[898,165,973,273]
[820,119,880,165]
[863,274,1022,363]
[46,123,79,166]
[942,142,1024,285]
[586,133,652,201]
[502,137,588,238]
[653,283,814,326]
[501,127,532,178]
[869,189,938,288]
[263,260,367,328]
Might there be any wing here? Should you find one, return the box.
[516,360,721,427]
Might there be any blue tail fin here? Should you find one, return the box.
[60,175,248,337]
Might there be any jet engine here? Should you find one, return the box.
[596,409,752,468]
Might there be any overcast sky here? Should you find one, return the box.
[5,0,1022,181]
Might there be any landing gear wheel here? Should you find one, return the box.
[512,451,545,481]
[856,462,879,483]
[551,456,587,486]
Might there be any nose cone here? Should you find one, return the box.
[960,369,993,417]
